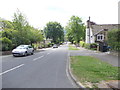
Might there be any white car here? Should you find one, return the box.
[53,44,58,48]
[12,45,34,56]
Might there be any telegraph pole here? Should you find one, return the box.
[89,16,91,44]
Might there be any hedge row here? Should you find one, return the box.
[80,41,97,50]
[108,29,120,51]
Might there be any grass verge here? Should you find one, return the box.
[69,45,79,50]
[70,56,120,87]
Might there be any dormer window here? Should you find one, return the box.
[97,34,104,41]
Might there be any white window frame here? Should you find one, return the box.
[97,34,104,41]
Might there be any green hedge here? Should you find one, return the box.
[108,29,120,51]
[84,43,90,49]
[84,43,98,50]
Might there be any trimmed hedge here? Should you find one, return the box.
[108,29,120,51]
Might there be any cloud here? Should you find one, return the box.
[0,0,118,28]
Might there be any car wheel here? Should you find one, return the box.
[24,51,28,56]
[13,55,16,57]
[31,50,34,55]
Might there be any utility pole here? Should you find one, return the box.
[88,16,91,44]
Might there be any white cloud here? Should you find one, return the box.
[0,0,119,29]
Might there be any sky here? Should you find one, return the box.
[0,0,119,29]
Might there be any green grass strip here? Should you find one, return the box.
[69,45,79,50]
[70,56,120,83]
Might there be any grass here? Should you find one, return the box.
[69,45,79,50]
[70,56,120,84]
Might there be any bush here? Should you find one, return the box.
[0,37,12,51]
[80,41,85,47]
[108,29,120,51]
[90,43,97,47]
[47,43,53,47]
[84,43,90,49]
[84,43,98,50]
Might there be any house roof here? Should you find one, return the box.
[91,24,119,35]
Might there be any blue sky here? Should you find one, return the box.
[0,0,119,29]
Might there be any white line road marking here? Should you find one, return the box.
[0,64,24,75]
[33,55,44,61]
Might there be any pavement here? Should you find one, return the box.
[69,46,119,89]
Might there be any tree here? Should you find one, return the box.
[44,21,64,44]
[12,10,29,45]
[108,29,120,51]
[65,16,85,46]
[0,10,44,51]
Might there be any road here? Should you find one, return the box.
[1,45,77,88]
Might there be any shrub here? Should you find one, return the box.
[84,43,90,49]
[108,29,120,51]
[0,37,12,51]
[80,41,85,47]
[90,43,97,49]
[47,43,53,47]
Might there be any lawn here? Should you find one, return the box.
[70,56,120,86]
[69,45,79,50]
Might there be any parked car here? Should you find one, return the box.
[53,44,58,48]
[12,45,34,56]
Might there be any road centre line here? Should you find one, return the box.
[0,64,24,76]
[33,55,44,61]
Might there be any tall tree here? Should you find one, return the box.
[12,10,29,45]
[44,22,64,44]
[66,16,85,46]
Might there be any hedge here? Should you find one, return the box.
[108,29,120,51]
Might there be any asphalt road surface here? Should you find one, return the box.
[1,45,77,88]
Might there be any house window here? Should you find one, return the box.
[98,36,100,39]
[97,34,104,41]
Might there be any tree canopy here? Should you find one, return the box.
[0,10,43,51]
[65,16,85,46]
[44,21,64,44]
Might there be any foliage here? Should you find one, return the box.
[0,37,12,51]
[84,43,97,50]
[84,43,90,49]
[0,10,44,51]
[108,29,120,51]
[65,16,86,45]
[90,43,97,50]
[80,41,85,47]
[44,21,64,44]
[47,43,53,47]
[1,20,14,29]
